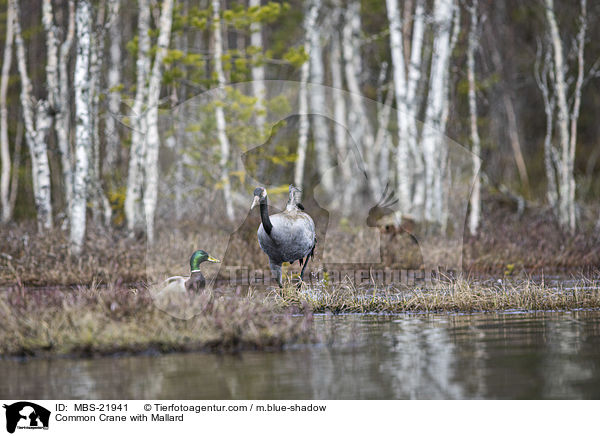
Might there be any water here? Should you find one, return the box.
[2,310,600,399]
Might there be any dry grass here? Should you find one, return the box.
[1,274,600,358]
[1,204,599,358]
[275,276,600,314]
[2,202,599,288]
[0,282,314,358]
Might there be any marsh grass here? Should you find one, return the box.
[0,282,314,358]
[275,276,600,314]
[1,275,600,358]
[2,203,600,287]
[1,205,600,358]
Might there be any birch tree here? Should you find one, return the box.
[70,0,92,255]
[143,0,174,244]
[386,0,410,212]
[330,0,351,210]
[407,0,426,213]
[467,0,481,235]
[539,0,587,233]
[535,45,557,210]
[125,0,151,234]
[0,0,14,222]
[342,0,381,197]
[105,0,121,171]
[385,0,425,215]
[58,1,76,212]
[212,0,235,222]
[374,65,394,190]
[421,0,457,224]
[88,0,112,227]
[42,0,75,215]
[294,0,313,189]
[249,0,266,132]
[307,0,334,197]
[12,0,53,231]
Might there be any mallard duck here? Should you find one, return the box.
[251,185,316,287]
[160,250,220,293]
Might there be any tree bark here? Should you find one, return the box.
[58,1,76,213]
[13,0,53,231]
[89,0,112,227]
[330,0,351,210]
[544,0,585,233]
[386,0,410,212]
[406,0,425,215]
[70,0,93,255]
[343,0,380,197]
[105,0,121,171]
[249,0,266,132]
[467,0,481,236]
[0,0,15,222]
[307,0,334,197]
[8,121,22,215]
[421,0,455,224]
[212,0,235,223]
[125,0,151,234]
[294,0,313,189]
[143,0,174,244]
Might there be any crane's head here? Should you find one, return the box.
[287,185,304,209]
[251,187,267,209]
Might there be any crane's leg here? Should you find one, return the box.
[299,244,315,285]
[270,262,283,288]
[299,256,310,282]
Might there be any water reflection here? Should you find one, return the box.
[2,311,600,399]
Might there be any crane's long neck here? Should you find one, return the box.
[260,199,273,235]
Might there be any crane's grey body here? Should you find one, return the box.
[252,186,316,286]
[257,207,315,264]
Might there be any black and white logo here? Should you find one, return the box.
[3,402,50,434]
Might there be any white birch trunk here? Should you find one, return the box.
[125,0,151,234]
[173,2,188,222]
[43,0,75,215]
[212,0,234,222]
[294,0,313,189]
[249,0,266,132]
[374,72,394,188]
[385,0,410,212]
[70,0,92,255]
[42,0,59,109]
[406,0,425,215]
[0,0,14,222]
[105,0,121,171]
[467,0,480,236]
[567,0,586,232]
[343,0,380,197]
[307,0,334,197]
[544,0,585,233]
[57,0,75,212]
[12,0,53,231]
[143,0,174,244]
[421,0,454,224]
[330,1,351,210]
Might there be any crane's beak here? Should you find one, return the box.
[207,256,220,263]
[251,195,260,210]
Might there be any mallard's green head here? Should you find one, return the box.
[189,250,220,272]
